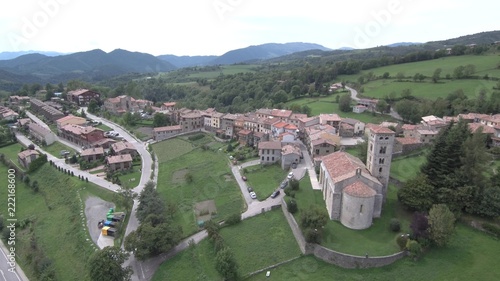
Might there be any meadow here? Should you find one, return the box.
[152,209,302,280]
[0,147,127,281]
[152,134,244,236]
[243,163,288,200]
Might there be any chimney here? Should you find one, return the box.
[356,168,361,177]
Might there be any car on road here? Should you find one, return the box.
[280,180,288,189]
[249,191,257,199]
[287,172,294,180]
[247,186,253,192]
[242,176,247,181]
[271,190,281,199]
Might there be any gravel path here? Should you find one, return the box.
[85,196,115,244]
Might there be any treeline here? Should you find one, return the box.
[398,119,500,217]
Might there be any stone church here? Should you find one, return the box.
[318,125,395,229]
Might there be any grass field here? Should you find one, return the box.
[338,54,500,82]
[0,162,126,281]
[0,142,25,167]
[361,78,497,100]
[186,64,258,79]
[246,223,500,281]
[291,179,408,256]
[95,123,113,132]
[390,150,428,182]
[43,141,78,158]
[286,95,396,124]
[152,135,244,236]
[152,209,301,280]
[243,163,288,200]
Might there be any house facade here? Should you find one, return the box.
[27,123,56,145]
[67,89,101,105]
[80,147,105,162]
[18,149,40,169]
[106,154,133,172]
[153,125,182,141]
[258,141,282,165]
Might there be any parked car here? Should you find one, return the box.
[279,180,288,189]
[287,172,294,180]
[247,186,253,192]
[250,191,257,199]
[271,190,281,199]
[242,176,247,181]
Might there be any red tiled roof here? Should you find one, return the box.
[111,141,136,153]
[107,154,132,164]
[81,147,104,156]
[153,125,181,133]
[18,149,39,159]
[395,137,421,145]
[344,181,376,197]
[369,125,395,134]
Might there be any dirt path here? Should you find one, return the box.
[85,196,115,244]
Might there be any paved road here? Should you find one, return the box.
[346,86,402,121]
[0,240,29,281]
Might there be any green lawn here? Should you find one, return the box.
[95,123,113,132]
[153,209,301,280]
[0,142,25,168]
[246,224,500,281]
[0,163,127,281]
[153,137,194,162]
[390,150,428,182]
[243,163,288,200]
[291,181,409,256]
[43,141,78,158]
[117,168,142,189]
[153,136,244,236]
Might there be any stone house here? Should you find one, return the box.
[80,147,105,162]
[111,141,138,157]
[66,89,100,105]
[56,115,86,130]
[153,125,182,141]
[281,144,301,169]
[27,122,56,145]
[18,149,40,169]
[106,154,133,172]
[258,141,282,165]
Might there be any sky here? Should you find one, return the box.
[0,0,498,56]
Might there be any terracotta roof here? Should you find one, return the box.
[162,102,176,107]
[311,138,337,147]
[284,124,298,130]
[344,181,376,197]
[111,141,136,153]
[341,118,362,126]
[369,125,395,134]
[320,113,341,122]
[282,144,301,156]
[402,124,418,130]
[238,129,252,136]
[417,129,438,135]
[468,123,496,134]
[81,147,104,156]
[153,125,181,133]
[273,121,288,128]
[321,151,378,184]
[258,141,282,150]
[271,109,292,118]
[290,113,308,120]
[18,149,39,159]
[107,154,132,164]
[28,123,52,137]
[56,114,86,125]
[68,89,96,96]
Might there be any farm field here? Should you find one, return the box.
[338,54,500,82]
[152,134,244,236]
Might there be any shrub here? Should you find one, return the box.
[396,234,409,250]
[284,188,296,198]
[304,228,322,243]
[390,218,401,232]
[287,199,298,214]
[406,240,422,259]
[290,179,300,191]
[225,214,242,226]
[482,222,500,236]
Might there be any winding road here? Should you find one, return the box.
[346,86,403,121]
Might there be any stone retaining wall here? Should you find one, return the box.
[281,199,407,268]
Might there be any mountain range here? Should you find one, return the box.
[0,30,499,90]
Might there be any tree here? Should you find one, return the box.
[398,174,435,212]
[88,246,132,281]
[395,99,421,123]
[396,72,405,81]
[382,72,390,79]
[428,204,455,247]
[338,94,352,112]
[376,100,389,113]
[410,212,429,240]
[152,112,168,128]
[300,206,328,229]
[215,247,239,280]
[453,65,465,79]
[463,64,476,77]
[432,68,442,83]
[122,112,136,126]
[136,181,166,222]
[291,85,301,98]
[289,178,300,190]
[124,215,182,260]
[204,219,221,241]
[87,99,99,113]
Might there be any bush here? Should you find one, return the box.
[225,214,242,226]
[406,239,422,259]
[390,218,401,232]
[304,228,322,243]
[287,199,298,214]
[284,188,296,198]
[396,234,409,250]
[290,179,300,191]
[482,222,500,236]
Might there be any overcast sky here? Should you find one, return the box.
[0,0,498,56]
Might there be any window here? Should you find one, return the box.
[369,144,373,151]
[261,156,264,160]
[360,204,363,213]
[267,157,269,161]
[379,146,387,154]
[379,158,385,164]
[315,149,320,155]
[379,167,383,173]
